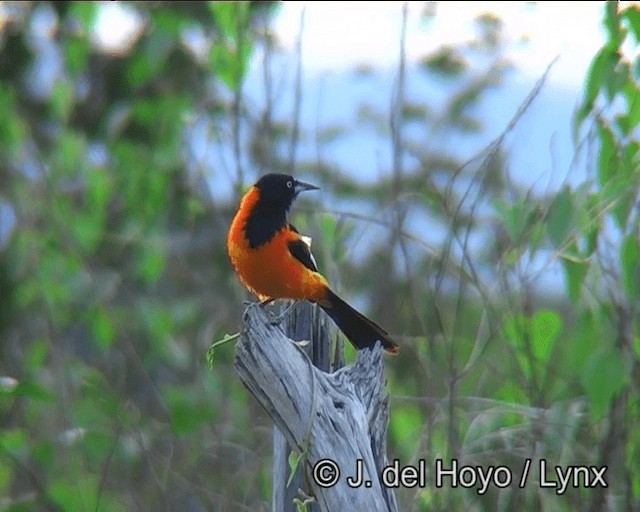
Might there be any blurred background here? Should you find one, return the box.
[0,1,639,511]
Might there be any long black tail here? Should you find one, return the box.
[318,289,399,354]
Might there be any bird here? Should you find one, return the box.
[227,173,399,354]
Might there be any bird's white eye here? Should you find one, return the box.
[287,180,293,188]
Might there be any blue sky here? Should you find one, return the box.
[273,2,605,88]
[262,1,608,192]
[92,2,612,197]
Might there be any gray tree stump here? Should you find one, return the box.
[234,304,398,512]
[274,301,336,512]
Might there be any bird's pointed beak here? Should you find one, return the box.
[294,179,320,195]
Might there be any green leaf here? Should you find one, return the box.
[0,84,27,152]
[50,80,75,122]
[168,399,197,436]
[137,246,166,283]
[127,29,174,88]
[603,0,623,49]
[71,212,101,253]
[164,385,215,436]
[622,84,640,133]
[151,8,185,37]
[496,381,528,405]
[91,308,115,350]
[621,234,640,300]
[62,2,99,78]
[0,454,13,497]
[126,50,153,88]
[623,5,640,43]
[573,187,600,257]
[209,41,249,91]
[87,167,111,206]
[503,313,523,349]
[581,346,628,419]
[31,440,55,467]
[12,381,53,401]
[210,2,249,39]
[70,2,98,31]
[207,3,253,91]
[606,59,630,102]
[389,405,423,459]
[504,313,536,380]
[81,431,117,465]
[597,122,617,186]
[419,46,467,78]
[531,310,561,364]
[584,48,619,111]
[65,37,90,76]
[320,213,337,259]
[24,338,49,374]
[206,332,241,369]
[562,257,589,303]
[547,187,574,248]
[56,131,86,176]
[287,450,302,487]
[0,429,26,459]
[50,475,99,512]
[140,300,172,352]
[492,199,535,244]
[567,310,600,377]
[613,187,634,229]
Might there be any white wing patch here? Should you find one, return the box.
[300,234,318,270]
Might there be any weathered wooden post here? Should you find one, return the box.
[234,303,398,511]
[274,301,337,512]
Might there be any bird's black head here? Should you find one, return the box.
[245,173,319,248]
[254,173,319,211]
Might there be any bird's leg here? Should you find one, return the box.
[242,297,274,318]
[269,300,298,325]
[242,300,261,321]
[255,300,309,348]
[242,298,285,323]
[246,300,310,348]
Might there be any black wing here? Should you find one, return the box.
[287,224,318,272]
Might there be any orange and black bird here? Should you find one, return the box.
[227,173,399,354]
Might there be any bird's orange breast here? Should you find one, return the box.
[227,187,328,302]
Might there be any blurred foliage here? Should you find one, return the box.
[0,2,276,510]
[0,1,638,512]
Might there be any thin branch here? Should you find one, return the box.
[288,8,305,174]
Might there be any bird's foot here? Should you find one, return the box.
[242,297,277,320]
[269,301,297,325]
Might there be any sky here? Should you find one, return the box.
[92,2,612,189]
[235,1,611,197]
[92,2,609,95]
[273,2,606,90]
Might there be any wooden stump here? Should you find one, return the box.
[235,304,398,512]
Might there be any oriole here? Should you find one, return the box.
[227,173,399,354]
